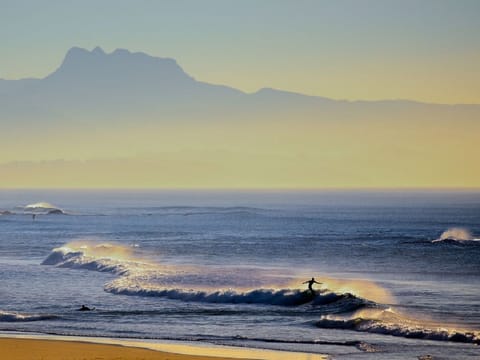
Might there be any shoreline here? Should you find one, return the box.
[0,332,327,360]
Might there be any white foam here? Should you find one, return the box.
[0,310,57,322]
[104,279,361,307]
[316,315,480,344]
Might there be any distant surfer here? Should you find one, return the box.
[77,305,94,311]
[32,214,36,221]
[302,277,322,294]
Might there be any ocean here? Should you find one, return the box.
[0,190,479,359]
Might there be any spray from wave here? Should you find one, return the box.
[432,228,479,243]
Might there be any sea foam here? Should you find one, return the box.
[316,315,479,344]
[0,310,57,322]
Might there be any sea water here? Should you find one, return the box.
[0,190,479,359]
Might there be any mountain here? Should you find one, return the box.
[1,46,478,126]
[0,47,479,188]
[0,47,248,127]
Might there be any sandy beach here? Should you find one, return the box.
[0,338,246,360]
[0,336,327,360]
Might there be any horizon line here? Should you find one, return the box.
[1,187,479,193]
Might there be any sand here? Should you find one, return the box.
[0,338,243,360]
[0,336,328,360]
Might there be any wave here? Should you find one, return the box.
[104,282,367,309]
[0,310,58,322]
[41,242,142,275]
[226,335,378,352]
[432,228,480,243]
[23,201,66,215]
[25,201,58,210]
[130,206,277,218]
[316,315,480,345]
[131,206,268,213]
[42,242,368,309]
[42,241,479,345]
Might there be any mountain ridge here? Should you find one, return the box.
[0,47,479,188]
[1,46,478,106]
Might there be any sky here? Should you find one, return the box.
[1,0,480,104]
[1,0,479,189]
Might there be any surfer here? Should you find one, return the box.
[77,305,94,311]
[32,214,36,221]
[302,277,322,294]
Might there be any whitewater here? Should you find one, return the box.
[0,190,479,359]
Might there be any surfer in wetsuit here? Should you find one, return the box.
[78,305,93,311]
[302,277,322,295]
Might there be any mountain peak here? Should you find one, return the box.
[59,46,109,70]
[48,46,193,83]
[64,46,91,58]
[92,46,106,55]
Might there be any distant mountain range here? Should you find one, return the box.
[2,46,478,127]
[1,47,478,188]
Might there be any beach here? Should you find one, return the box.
[0,337,223,360]
[0,335,326,360]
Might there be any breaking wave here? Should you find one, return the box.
[316,310,480,345]
[42,241,479,345]
[432,228,480,243]
[0,310,58,322]
[23,202,66,215]
[42,242,369,311]
[41,242,145,275]
[104,283,367,309]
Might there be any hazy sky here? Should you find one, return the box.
[1,1,479,189]
[2,0,479,104]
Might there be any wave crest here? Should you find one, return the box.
[41,242,143,275]
[104,280,367,308]
[0,310,58,322]
[432,228,479,243]
[316,315,480,345]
